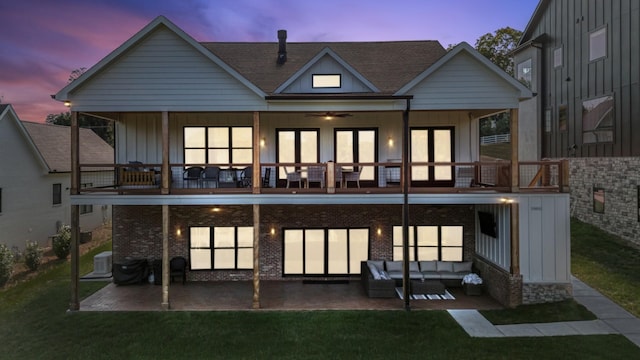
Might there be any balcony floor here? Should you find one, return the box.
[79,280,502,311]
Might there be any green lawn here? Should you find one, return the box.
[2,241,639,359]
[480,143,511,160]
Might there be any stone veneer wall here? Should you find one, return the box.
[569,157,640,246]
[473,256,522,308]
[522,283,573,304]
[112,204,476,282]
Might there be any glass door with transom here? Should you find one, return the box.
[410,127,454,187]
[276,129,319,187]
[334,129,377,187]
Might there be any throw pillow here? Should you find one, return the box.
[368,263,381,280]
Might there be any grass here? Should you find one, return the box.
[481,300,596,325]
[480,143,511,160]
[571,218,640,317]
[1,223,639,359]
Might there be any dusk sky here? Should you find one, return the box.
[1,0,539,122]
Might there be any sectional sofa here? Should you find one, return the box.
[361,260,474,298]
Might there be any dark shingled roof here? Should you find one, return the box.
[201,41,447,94]
[21,121,114,172]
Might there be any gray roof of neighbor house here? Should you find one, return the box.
[21,121,113,172]
[202,41,447,94]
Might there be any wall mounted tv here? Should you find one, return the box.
[478,211,497,238]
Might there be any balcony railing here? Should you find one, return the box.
[77,160,568,195]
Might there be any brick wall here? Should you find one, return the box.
[569,157,640,246]
[112,204,476,281]
[474,256,522,308]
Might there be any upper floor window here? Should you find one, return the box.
[582,95,614,144]
[184,126,252,166]
[553,47,563,68]
[589,27,607,61]
[544,108,552,133]
[516,59,532,88]
[558,105,568,132]
[53,184,62,205]
[312,74,341,88]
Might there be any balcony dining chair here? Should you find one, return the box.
[306,165,325,188]
[240,166,252,187]
[183,166,204,188]
[284,167,302,188]
[169,256,188,284]
[334,166,343,188]
[202,166,220,188]
[262,167,271,188]
[343,167,361,188]
[454,166,475,188]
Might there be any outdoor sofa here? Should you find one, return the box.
[361,260,474,297]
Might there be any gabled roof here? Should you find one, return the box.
[21,122,114,173]
[202,40,446,95]
[55,16,266,101]
[518,0,549,46]
[395,42,533,99]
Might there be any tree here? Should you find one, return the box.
[475,27,522,76]
[47,68,114,146]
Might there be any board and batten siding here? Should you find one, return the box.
[70,26,266,113]
[409,52,521,110]
[524,0,640,157]
[476,193,570,284]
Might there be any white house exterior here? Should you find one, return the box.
[55,16,571,310]
[0,104,113,251]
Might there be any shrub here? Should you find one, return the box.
[53,225,71,259]
[24,241,43,271]
[0,244,14,286]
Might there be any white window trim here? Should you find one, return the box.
[589,27,607,61]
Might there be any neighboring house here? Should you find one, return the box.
[0,104,113,251]
[514,0,640,245]
[55,16,571,310]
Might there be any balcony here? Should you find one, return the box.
[78,160,568,195]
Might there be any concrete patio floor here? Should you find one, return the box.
[79,280,502,311]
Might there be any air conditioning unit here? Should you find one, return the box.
[94,251,113,275]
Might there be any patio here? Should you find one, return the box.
[80,280,502,311]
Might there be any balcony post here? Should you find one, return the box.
[326,161,335,193]
[253,112,260,194]
[69,111,80,311]
[161,111,170,194]
[402,101,411,311]
[510,108,519,192]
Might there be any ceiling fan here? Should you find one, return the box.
[305,111,352,120]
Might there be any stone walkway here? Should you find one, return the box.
[449,276,640,348]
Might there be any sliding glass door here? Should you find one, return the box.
[335,129,377,185]
[410,127,454,186]
[276,129,319,187]
[283,228,369,276]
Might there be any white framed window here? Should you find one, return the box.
[392,225,463,261]
[516,59,532,88]
[312,74,341,88]
[553,47,563,68]
[53,183,62,205]
[189,226,254,270]
[544,108,552,133]
[589,27,607,61]
[582,95,614,144]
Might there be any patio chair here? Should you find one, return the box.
[201,166,220,188]
[170,256,188,285]
[343,167,361,188]
[183,166,204,188]
[240,166,252,187]
[285,167,302,188]
[306,165,325,188]
[262,167,271,188]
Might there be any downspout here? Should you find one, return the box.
[402,99,411,311]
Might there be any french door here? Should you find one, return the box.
[276,129,319,187]
[410,127,454,186]
[334,129,377,186]
[283,228,369,276]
